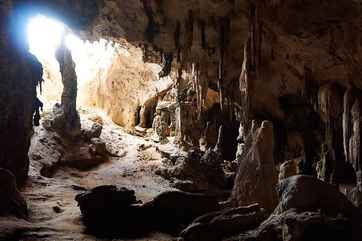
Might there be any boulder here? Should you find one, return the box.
[62,146,105,170]
[276,175,360,219]
[180,203,266,241]
[144,191,220,235]
[75,185,147,238]
[156,147,226,192]
[225,209,362,241]
[90,138,107,156]
[82,122,103,140]
[76,186,220,237]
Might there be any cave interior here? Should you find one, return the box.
[1,1,362,241]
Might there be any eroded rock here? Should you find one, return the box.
[230,121,278,212]
[75,186,220,237]
[180,203,267,241]
[276,175,360,219]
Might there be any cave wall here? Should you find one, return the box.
[0,1,41,185]
[82,43,173,130]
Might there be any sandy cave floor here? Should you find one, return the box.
[21,109,181,241]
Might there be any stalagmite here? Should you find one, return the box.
[159,53,173,78]
[230,121,278,212]
[350,99,361,172]
[54,36,81,137]
[343,89,356,164]
[317,84,343,183]
[214,125,224,153]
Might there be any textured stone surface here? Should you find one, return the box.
[230,121,278,212]
[0,169,28,219]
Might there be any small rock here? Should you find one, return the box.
[31,153,42,160]
[53,206,64,213]
[90,138,107,156]
[82,122,103,140]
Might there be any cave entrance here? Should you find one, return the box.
[26,14,117,111]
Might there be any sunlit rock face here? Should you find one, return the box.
[27,14,172,131]
[83,43,173,129]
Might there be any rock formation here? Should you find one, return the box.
[53,38,81,137]
[230,121,278,212]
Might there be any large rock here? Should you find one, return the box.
[276,175,360,219]
[82,122,103,140]
[156,147,226,192]
[225,175,362,241]
[75,185,147,238]
[144,191,220,235]
[225,209,362,241]
[230,121,278,212]
[76,186,220,237]
[180,204,266,241]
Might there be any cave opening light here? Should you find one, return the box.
[26,14,118,109]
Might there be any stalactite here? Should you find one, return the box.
[159,52,173,78]
[185,10,194,50]
[317,84,345,183]
[303,65,318,110]
[200,20,206,49]
[249,2,257,71]
[239,39,252,135]
[174,21,181,49]
[350,99,361,172]
[217,17,231,113]
[343,88,355,164]
[141,0,159,42]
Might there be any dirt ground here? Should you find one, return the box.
[21,109,180,241]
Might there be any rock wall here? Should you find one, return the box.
[0,1,41,185]
[82,44,173,130]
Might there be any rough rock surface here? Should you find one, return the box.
[230,121,278,212]
[225,209,362,241]
[0,49,40,185]
[180,204,266,241]
[156,147,227,192]
[225,175,362,241]
[276,175,361,219]
[0,169,28,219]
[76,186,220,237]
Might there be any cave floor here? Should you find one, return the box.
[21,109,179,241]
